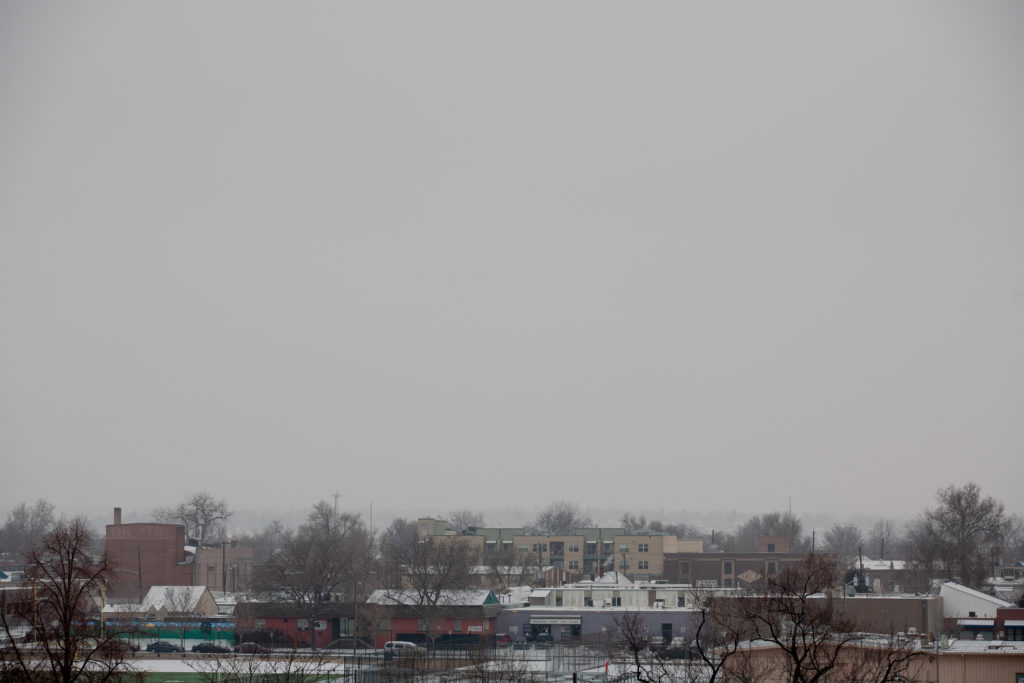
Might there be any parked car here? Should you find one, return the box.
[494,633,513,645]
[192,643,231,653]
[512,636,529,650]
[384,640,425,656]
[146,641,183,653]
[234,642,270,654]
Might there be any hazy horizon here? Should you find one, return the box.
[3,3,1022,520]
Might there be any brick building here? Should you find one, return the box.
[105,507,192,599]
[662,538,806,588]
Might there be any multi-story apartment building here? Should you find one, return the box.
[417,519,702,581]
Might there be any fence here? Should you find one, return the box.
[332,643,609,682]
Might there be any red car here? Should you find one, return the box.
[494,633,513,645]
[234,642,269,654]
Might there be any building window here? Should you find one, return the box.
[724,578,733,587]
[723,561,733,574]
[638,543,649,553]
[677,597,685,607]
[568,560,579,570]
[767,561,777,575]
[638,560,649,570]
[611,597,622,606]
[568,543,579,553]
[618,544,629,552]
[518,544,530,552]
[767,543,775,552]
[585,542,597,555]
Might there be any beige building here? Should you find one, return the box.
[417,519,703,581]
[194,543,254,593]
[103,585,220,621]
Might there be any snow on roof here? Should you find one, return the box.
[853,557,909,571]
[141,585,209,612]
[943,638,1024,654]
[940,582,1013,607]
[500,586,532,605]
[366,588,497,606]
[591,572,633,586]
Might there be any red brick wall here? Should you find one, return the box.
[105,523,192,599]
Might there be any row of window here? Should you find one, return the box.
[514,543,653,555]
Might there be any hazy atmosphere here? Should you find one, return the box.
[2,2,1022,525]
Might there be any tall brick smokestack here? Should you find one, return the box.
[114,507,122,525]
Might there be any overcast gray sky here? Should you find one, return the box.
[2,2,1022,524]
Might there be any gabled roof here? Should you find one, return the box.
[366,589,498,606]
[141,585,210,613]
[589,571,633,586]
[940,581,1012,608]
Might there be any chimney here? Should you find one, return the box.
[113,507,122,525]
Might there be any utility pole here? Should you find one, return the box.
[333,491,340,517]
[137,547,143,603]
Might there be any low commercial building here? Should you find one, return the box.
[234,601,358,648]
[494,604,695,645]
[364,589,503,648]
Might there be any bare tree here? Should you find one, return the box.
[621,513,702,542]
[689,588,751,683]
[621,512,650,532]
[0,499,55,558]
[823,522,864,562]
[188,647,340,682]
[868,519,899,561]
[483,543,548,592]
[253,501,367,650]
[907,482,1011,589]
[378,518,419,588]
[378,536,475,648]
[153,492,231,546]
[528,501,592,536]
[161,587,196,650]
[730,511,805,552]
[0,517,133,683]
[463,643,532,682]
[235,519,288,565]
[717,554,924,683]
[448,509,485,533]
[612,610,676,682]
